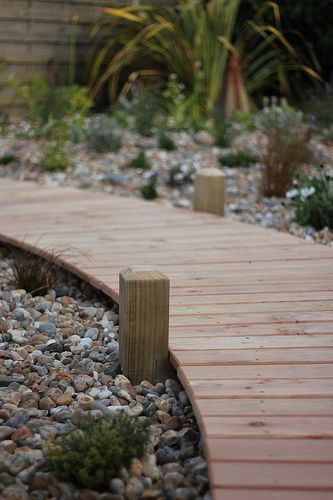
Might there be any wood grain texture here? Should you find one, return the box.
[0,178,332,500]
[119,265,170,384]
[193,167,226,216]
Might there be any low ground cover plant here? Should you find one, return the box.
[219,150,258,167]
[213,117,234,147]
[256,97,314,197]
[158,132,177,151]
[129,150,151,170]
[40,141,72,172]
[0,151,18,165]
[9,78,92,141]
[287,167,333,230]
[8,247,60,295]
[168,164,195,187]
[86,114,122,153]
[46,414,150,491]
[141,173,159,200]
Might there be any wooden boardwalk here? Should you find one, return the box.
[1,178,333,499]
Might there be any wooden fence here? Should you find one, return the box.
[0,0,138,112]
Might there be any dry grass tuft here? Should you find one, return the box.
[7,246,65,296]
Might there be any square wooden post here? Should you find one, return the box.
[193,167,225,216]
[119,265,170,385]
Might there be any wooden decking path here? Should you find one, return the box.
[1,178,333,499]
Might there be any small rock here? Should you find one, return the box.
[73,374,93,392]
[194,131,214,146]
[129,457,143,477]
[38,321,56,337]
[0,426,13,440]
[163,472,185,490]
[125,477,144,500]
[109,478,125,496]
[84,327,99,341]
[156,446,180,465]
[141,454,160,481]
[174,487,197,500]
[8,329,27,345]
[0,440,16,454]
[11,426,32,442]
[77,394,95,411]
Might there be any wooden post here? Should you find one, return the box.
[193,167,225,216]
[119,265,170,385]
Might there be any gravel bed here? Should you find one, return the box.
[0,123,332,246]
[0,247,210,500]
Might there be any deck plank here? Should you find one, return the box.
[1,178,333,500]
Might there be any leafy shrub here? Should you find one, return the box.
[9,78,92,142]
[162,73,207,131]
[46,415,150,491]
[8,247,60,295]
[141,173,159,200]
[86,115,121,153]
[256,97,313,197]
[219,150,258,167]
[40,143,72,172]
[168,164,195,187]
[158,132,177,151]
[287,168,333,230]
[213,117,234,147]
[129,150,151,170]
[0,151,18,165]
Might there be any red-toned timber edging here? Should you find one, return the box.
[1,178,333,499]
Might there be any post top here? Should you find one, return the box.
[197,167,225,178]
[120,265,168,282]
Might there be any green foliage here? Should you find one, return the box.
[168,164,195,187]
[219,150,258,167]
[0,151,18,165]
[256,97,313,197]
[213,116,234,147]
[288,168,333,230]
[158,132,177,151]
[241,0,333,82]
[162,73,207,131]
[89,1,320,125]
[46,414,150,491]
[129,150,151,170]
[0,111,9,135]
[141,173,159,200]
[86,114,122,153]
[8,247,60,296]
[89,0,240,124]
[40,143,72,172]
[118,87,160,137]
[232,110,256,132]
[9,77,92,142]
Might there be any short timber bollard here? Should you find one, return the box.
[119,265,170,385]
[193,167,225,216]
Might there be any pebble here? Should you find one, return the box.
[0,247,210,499]
[125,477,144,499]
[38,321,57,337]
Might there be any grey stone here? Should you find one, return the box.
[160,429,179,447]
[124,477,144,500]
[109,478,125,495]
[84,327,99,340]
[156,446,180,465]
[174,487,197,500]
[0,426,13,440]
[38,321,56,337]
[163,472,184,490]
[6,412,29,428]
